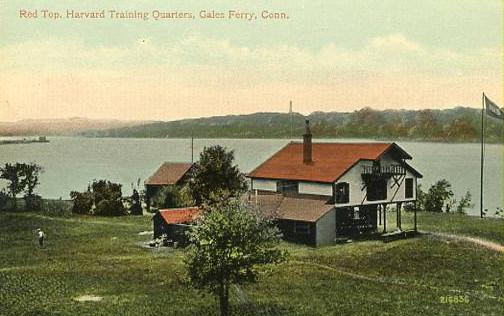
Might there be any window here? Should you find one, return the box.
[294,222,310,234]
[335,182,350,203]
[367,178,387,201]
[405,178,414,198]
[277,180,298,194]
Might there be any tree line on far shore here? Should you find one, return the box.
[82,107,504,143]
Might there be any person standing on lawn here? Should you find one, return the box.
[36,228,45,248]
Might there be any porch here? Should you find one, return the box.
[335,202,419,241]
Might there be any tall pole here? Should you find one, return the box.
[289,100,293,140]
[191,130,194,163]
[480,93,485,218]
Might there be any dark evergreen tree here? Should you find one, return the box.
[189,145,247,205]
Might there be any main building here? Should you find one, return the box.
[247,121,422,246]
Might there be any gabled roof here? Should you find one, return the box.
[145,162,193,185]
[158,207,200,224]
[248,142,415,183]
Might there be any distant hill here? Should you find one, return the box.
[81,107,503,143]
[0,117,155,136]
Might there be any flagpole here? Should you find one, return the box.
[480,92,485,218]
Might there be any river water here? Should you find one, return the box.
[0,137,501,217]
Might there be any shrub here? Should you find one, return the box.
[456,191,474,215]
[70,190,94,215]
[152,185,194,209]
[91,180,126,216]
[41,199,72,217]
[0,190,9,211]
[69,179,126,216]
[403,202,416,212]
[94,199,125,216]
[422,179,454,212]
[129,189,143,215]
[24,194,42,212]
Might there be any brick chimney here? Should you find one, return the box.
[303,120,312,164]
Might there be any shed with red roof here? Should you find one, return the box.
[152,207,201,243]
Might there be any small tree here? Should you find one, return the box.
[129,189,143,215]
[91,180,126,216]
[423,179,454,212]
[21,163,44,211]
[185,199,287,316]
[189,145,247,205]
[20,163,43,197]
[0,163,25,210]
[456,191,474,215]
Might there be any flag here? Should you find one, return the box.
[484,94,504,120]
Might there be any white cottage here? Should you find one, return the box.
[247,120,422,246]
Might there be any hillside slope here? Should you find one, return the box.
[0,118,155,136]
[81,107,503,142]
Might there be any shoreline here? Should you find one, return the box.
[80,135,504,145]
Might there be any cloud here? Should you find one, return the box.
[1,33,500,78]
[369,33,421,52]
[0,34,501,121]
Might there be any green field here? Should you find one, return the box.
[0,211,502,316]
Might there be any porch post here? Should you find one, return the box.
[396,202,402,231]
[382,204,387,233]
[378,204,382,225]
[414,201,417,232]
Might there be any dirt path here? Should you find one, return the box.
[291,260,500,300]
[425,231,504,253]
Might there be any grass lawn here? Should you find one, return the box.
[415,212,504,244]
[0,211,502,315]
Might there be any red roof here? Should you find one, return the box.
[248,142,413,183]
[145,162,193,185]
[158,207,200,224]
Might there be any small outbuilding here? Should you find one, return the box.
[152,207,200,244]
[144,162,194,209]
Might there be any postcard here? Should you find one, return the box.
[0,1,502,315]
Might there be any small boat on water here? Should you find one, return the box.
[0,136,50,145]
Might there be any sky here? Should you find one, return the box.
[0,0,502,121]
